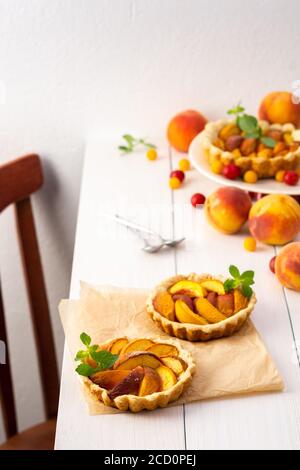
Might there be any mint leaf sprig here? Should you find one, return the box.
[75,332,119,377]
[227,103,245,116]
[118,134,156,154]
[224,265,255,298]
[227,104,276,149]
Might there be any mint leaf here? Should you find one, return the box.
[227,104,245,115]
[90,350,119,370]
[80,332,91,346]
[240,271,254,283]
[241,270,254,279]
[75,350,89,361]
[240,271,255,286]
[260,136,276,148]
[225,265,255,297]
[75,363,97,377]
[76,333,119,377]
[119,135,156,154]
[229,265,240,279]
[118,145,130,152]
[139,138,156,149]
[122,134,135,145]
[245,130,261,139]
[144,142,157,149]
[90,350,105,362]
[241,284,253,298]
[237,114,258,133]
[224,279,235,293]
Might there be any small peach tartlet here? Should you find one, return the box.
[75,334,195,412]
[147,266,256,341]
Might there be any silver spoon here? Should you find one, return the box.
[122,224,165,253]
[113,214,185,252]
[163,237,185,247]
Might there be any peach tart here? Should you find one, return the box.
[199,117,300,179]
[147,266,256,341]
[75,333,195,412]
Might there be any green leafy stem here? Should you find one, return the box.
[224,265,255,298]
[118,134,156,154]
[75,332,119,377]
[227,103,276,149]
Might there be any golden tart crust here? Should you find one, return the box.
[147,274,257,342]
[199,119,300,178]
[81,337,195,412]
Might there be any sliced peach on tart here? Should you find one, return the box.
[175,299,209,325]
[216,293,234,317]
[120,338,153,355]
[90,369,131,389]
[206,291,218,307]
[233,288,249,313]
[169,280,206,298]
[146,343,179,358]
[200,279,225,295]
[114,351,163,370]
[161,357,187,376]
[172,294,194,311]
[108,366,145,399]
[153,291,175,321]
[156,365,177,391]
[194,297,227,323]
[138,367,162,397]
[109,337,129,355]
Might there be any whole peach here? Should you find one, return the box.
[275,242,300,291]
[205,187,252,234]
[167,110,207,152]
[249,194,300,245]
[258,91,300,127]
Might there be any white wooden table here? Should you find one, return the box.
[55,139,300,450]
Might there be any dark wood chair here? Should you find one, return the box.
[0,154,59,450]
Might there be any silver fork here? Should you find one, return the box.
[113,214,185,253]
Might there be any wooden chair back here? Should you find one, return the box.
[0,154,59,438]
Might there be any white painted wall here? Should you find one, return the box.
[0,0,299,442]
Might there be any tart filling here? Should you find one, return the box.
[199,119,300,179]
[147,267,256,341]
[75,334,195,412]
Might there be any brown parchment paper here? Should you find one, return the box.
[59,281,284,415]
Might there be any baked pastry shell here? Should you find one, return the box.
[81,337,195,412]
[147,273,256,341]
